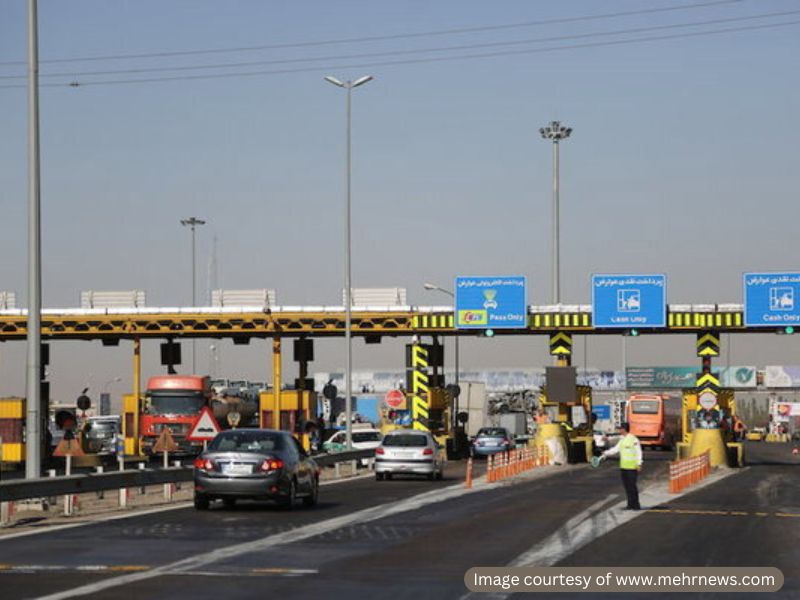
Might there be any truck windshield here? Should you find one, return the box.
[146,391,206,415]
[631,400,660,414]
[86,421,118,437]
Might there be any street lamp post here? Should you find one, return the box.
[422,283,459,390]
[180,217,206,373]
[101,376,122,416]
[423,282,462,444]
[325,74,373,450]
[539,121,572,305]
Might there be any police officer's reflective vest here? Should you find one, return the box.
[619,434,640,470]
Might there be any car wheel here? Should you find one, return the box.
[279,479,297,510]
[375,472,384,481]
[194,494,210,511]
[222,498,236,510]
[302,478,319,508]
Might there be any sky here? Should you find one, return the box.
[1,0,799,407]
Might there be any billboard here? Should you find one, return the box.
[764,366,800,388]
[626,366,756,390]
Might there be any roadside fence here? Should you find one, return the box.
[668,450,711,494]
[466,446,549,488]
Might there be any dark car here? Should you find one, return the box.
[193,429,319,510]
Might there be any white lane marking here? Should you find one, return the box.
[0,472,374,542]
[459,467,737,600]
[32,469,552,600]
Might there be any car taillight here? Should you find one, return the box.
[375,447,385,455]
[260,458,284,472]
[193,458,214,471]
[502,439,510,446]
[422,448,434,455]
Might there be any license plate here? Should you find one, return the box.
[223,463,252,475]
[485,440,498,447]
[397,452,414,459]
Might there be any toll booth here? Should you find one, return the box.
[678,387,744,467]
[537,366,593,463]
[122,393,140,456]
[0,397,25,469]
[259,389,314,449]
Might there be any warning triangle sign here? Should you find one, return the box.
[53,438,85,457]
[153,427,179,453]
[186,406,222,442]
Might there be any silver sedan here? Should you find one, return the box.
[374,430,446,481]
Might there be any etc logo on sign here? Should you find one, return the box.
[770,287,794,311]
[617,289,641,313]
[483,289,498,309]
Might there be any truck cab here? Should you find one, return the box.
[141,375,211,455]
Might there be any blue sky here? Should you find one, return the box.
[1,1,799,403]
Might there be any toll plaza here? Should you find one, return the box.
[0,280,787,468]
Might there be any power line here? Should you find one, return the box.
[0,0,744,67]
[0,18,796,90]
[1,8,794,81]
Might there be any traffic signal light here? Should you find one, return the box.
[484,329,495,338]
[627,329,639,337]
[782,326,795,335]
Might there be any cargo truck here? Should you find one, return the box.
[140,375,258,455]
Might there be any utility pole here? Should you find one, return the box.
[25,0,42,479]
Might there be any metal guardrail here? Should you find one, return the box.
[0,449,375,503]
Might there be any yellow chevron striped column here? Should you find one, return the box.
[406,343,431,431]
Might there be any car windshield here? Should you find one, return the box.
[86,422,117,436]
[632,400,660,414]
[477,428,506,437]
[209,431,283,453]
[353,432,381,443]
[146,391,206,416]
[383,434,428,447]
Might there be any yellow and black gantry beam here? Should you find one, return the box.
[0,304,755,341]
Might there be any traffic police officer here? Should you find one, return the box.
[603,422,643,510]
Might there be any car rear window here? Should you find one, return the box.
[477,428,506,437]
[209,431,283,453]
[383,434,428,447]
[353,432,381,443]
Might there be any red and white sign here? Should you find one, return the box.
[384,389,406,410]
[187,406,222,441]
[698,392,717,410]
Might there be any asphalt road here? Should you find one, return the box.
[0,444,797,600]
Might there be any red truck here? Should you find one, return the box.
[140,375,212,455]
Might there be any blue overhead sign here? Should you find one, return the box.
[454,276,527,329]
[744,272,800,327]
[592,274,666,328]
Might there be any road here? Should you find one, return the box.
[0,444,796,599]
